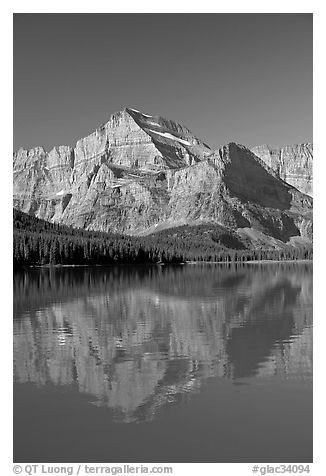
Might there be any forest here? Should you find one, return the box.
[13,209,313,266]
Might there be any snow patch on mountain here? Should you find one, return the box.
[147,129,191,146]
[129,108,151,118]
[146,121,162,127]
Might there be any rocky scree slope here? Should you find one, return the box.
[13,107,313,247]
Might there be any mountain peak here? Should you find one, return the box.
[13,107,313,246]
[125,107,152,117]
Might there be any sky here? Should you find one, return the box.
[13,13,312,152]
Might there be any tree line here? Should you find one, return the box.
[13,209,313,266]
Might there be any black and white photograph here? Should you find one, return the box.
[10,7,316,472]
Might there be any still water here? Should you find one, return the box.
[13,263,312,463]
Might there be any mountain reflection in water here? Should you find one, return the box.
[13,263,312,423]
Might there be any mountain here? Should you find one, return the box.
[13,107,313,247]
[252,143,313,197]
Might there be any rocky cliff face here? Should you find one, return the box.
[13,108,313,246]
[252,143,313,197]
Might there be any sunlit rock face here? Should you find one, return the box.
[13,108,211,234]
[13,108,313,243]
[13,264,312,423]
[252,144,313,197]
[165,143,313,242]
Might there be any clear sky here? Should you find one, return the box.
[13,13,312,152]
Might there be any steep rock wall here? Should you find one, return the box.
[252,143,313,197]
[13,108,313,245]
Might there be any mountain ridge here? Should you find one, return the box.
[13,107,313,248]
[252,143,313,197]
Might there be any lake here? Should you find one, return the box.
[13,262,313,463]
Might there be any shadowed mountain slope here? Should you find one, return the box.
[252,143,313,197]
[13,108,312,246]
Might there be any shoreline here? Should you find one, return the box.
[185,259,312,265]
[17,259,313,269]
